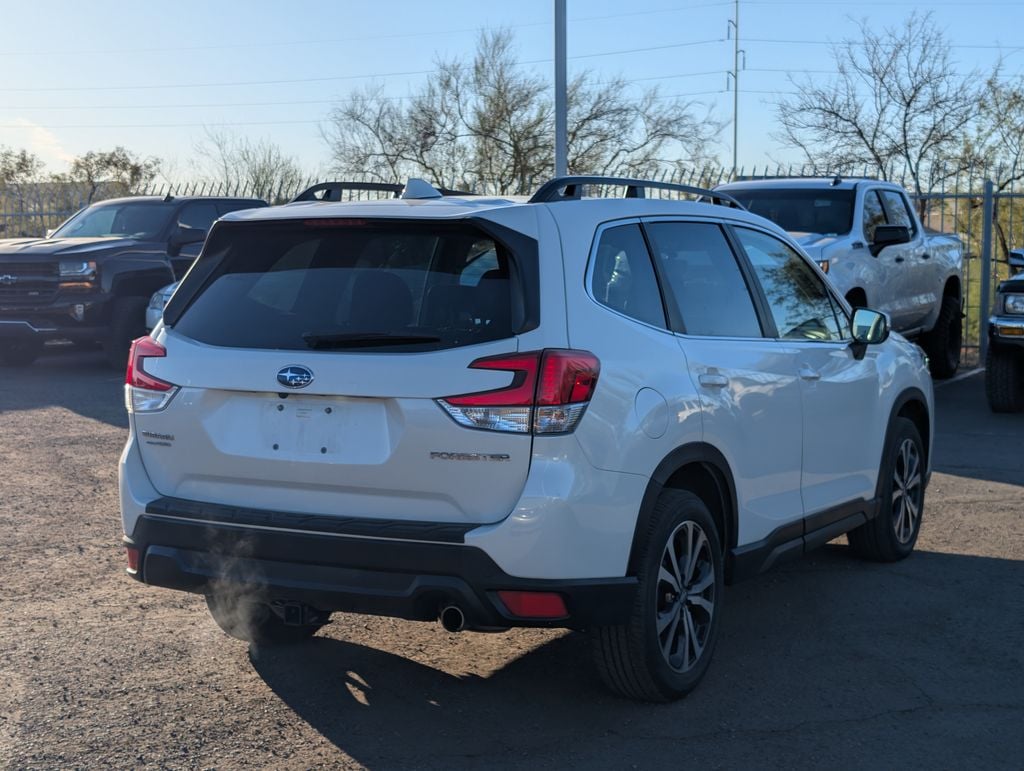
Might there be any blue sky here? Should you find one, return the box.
[1,0,1022,180]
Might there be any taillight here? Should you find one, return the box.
[437,349,599,434]
[125,336,178,413]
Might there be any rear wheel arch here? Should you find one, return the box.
[629,443,737,578]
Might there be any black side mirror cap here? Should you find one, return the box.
[870,225,911,257]
[168,224,207,255]
[849,307,890,359]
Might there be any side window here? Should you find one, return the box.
[879,190,916,236]
[177,202,220,232]
[862,190,887,242]
[644,222,763,337]
[590,224,667,329]
[735,228,845,342]
[217,200,261,216]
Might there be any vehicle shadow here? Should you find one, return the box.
[932,373,1024,487]
[250,546,1024,769]
[0,346,127,428]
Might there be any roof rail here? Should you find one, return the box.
[292,180,476,203]
[528,175,744,209]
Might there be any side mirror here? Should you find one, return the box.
[168,224,207,255]
[850,308,890,360]
[870,225,911,257]
[1009,249,1024,275]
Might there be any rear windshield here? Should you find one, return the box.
[171,219,520,352]
[728,188,854,236]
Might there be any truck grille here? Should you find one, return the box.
[0,264,60,306]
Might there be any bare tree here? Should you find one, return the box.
[774,12,979,197]
[195,130,306,202]
[324,29,720,194]
[970,71,1024,191]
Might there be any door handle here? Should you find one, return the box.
[799,366,821,381]
[894,256,905,263]
[921,252,931,260]
[698,373,729,388]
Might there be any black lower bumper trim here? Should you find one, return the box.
[144,495,476,544]
[127,514,637,630]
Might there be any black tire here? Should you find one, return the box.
[848,418,925,562]
[1,340,42,367]
[592,490,724,702]
[104,296,149,370]
[920,294,962,379]
[205,593,328,645]
[985,347,1024,413]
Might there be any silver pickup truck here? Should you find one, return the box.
[717,177,964,378]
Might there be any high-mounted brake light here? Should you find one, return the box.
[437,349,599,434]
[125,337,178,413]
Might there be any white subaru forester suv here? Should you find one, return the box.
[119,176,933,701]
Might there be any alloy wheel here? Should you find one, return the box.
[655,520,716,673]
[892,438,923,544]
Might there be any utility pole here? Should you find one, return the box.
[727,0,745,177]
[555,0,567,177]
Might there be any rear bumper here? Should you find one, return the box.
[125,509,638,630]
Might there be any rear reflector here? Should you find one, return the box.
[497,590,568,619]
[125,546,140,573]
[438,349,600,434]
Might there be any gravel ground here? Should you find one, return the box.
[1,351,1021,769]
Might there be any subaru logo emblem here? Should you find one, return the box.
[0,275,16,286]
[277,365,314,389]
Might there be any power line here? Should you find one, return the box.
[745,37,1024,51]
[0,37,726,93]
[0,3,733,58]
[0,119,325,130]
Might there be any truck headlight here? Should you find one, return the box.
[149,283,178,311]
[1004,294,1024,315]
[59,260,97,278]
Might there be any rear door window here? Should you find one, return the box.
[171,220,521,351]
[644,221,763,338]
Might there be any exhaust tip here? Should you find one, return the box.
[439,605,465,633]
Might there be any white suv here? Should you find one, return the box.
[119,177,934,701]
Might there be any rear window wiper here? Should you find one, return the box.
[302,332,442,349]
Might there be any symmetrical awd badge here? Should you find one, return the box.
[277,365,314,389]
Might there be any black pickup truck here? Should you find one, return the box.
[985,249,1024,412]
[0,195,265,367]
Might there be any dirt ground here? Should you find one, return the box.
[1,351,1022,770]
